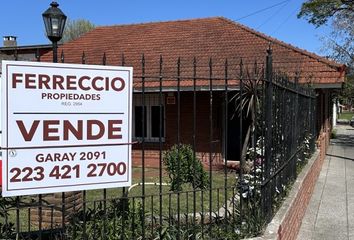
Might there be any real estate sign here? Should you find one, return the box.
[1,61,132,197]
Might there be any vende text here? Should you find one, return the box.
[16,119,123,141]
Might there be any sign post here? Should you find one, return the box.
[1,61,132,197]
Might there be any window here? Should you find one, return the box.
[133,94,165,141]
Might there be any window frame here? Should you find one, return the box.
[132,93,166,142]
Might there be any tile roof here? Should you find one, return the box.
[41,17,345,88]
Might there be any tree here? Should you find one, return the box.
[298,0,354,27]
[61,19,95,43]
[298,0,354,107]
[298,0,354,70]
[338,75,354,107]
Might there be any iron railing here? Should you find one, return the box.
[0,48,317,239]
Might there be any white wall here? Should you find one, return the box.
[333,100,337,127]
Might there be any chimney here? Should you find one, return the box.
[3,36,17,47]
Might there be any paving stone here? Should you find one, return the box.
[349,230,354,240]
[313,232,347,240]
[297,125,353,240]
[296,229,313,240]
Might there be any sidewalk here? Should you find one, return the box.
[297,125,354,240]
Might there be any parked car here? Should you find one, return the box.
[350,116,354,127]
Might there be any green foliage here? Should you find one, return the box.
[296,133,314,175]
[66,198,144,239]
[61,19,95,43]
[299,1,354,108]
[331,129,338,139]
[163,144,209,192]
[65,195,265,240]
[339,76,354,107]
[230,66,263,170]
[298,0,354,70]
[298,0,354,27]
[338,111,354,119]
[0,196,15,239]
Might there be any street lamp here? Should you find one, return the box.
[42,1,67,63]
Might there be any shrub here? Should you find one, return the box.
[66,198,144,240]
[0,195,15,239]
[163,144,209,192]
[331,129,337,139]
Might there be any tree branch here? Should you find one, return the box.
[325,37,354,62]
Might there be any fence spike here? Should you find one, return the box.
[267,42,273,55]
[102,52,106,65]
[36,48,40,62]
[225,58,228,78]
[254,59,258,75]
[82,51,86,64]
[209,57,213,82]
[60,50,64,63]
[14,49,18,61]
[159,54,163,76]
[193,57,197,81]
[121,53,125,66]
[177,57,181,77]
[141,54,145,75]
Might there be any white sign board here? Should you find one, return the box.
[1,61,132,196]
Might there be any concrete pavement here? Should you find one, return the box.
[297,125,354,240]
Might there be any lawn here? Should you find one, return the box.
[338,111,354,120]
[85,167,238,217]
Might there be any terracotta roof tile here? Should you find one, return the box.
[42,17,345,87]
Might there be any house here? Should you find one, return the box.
[40,17,345,167]
[0,36,52,75]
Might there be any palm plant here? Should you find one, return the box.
[230,62,264,172]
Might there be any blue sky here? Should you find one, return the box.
[0,0,331,55]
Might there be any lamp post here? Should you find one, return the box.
[42,1,67,63]
[40,3,70,228]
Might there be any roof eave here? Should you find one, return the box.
[312,83,343,89]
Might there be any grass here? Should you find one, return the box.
[86,167,238,216]
[338,111,354,120]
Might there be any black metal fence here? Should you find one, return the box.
[0,48,316,239]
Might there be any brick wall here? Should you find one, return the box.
[164,92,222,151]
[277,143,325,240]
[132,92,225,168]
[132,149,223,168]
[30,192,82,229]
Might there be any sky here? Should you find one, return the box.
[0,0,332,55]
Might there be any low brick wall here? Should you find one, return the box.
[30,191,82,229]
[248,134,327,240]
[132,149,224,168]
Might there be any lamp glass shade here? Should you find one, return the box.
[42,2,67,42]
